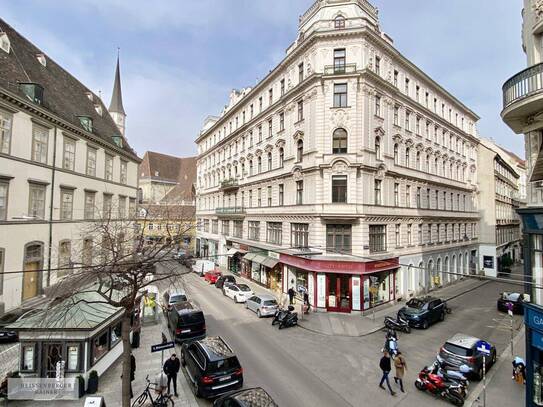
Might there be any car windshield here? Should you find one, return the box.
[444,342,473,357]
[170,294,187,303]
[238,284,251,292]
[406,298,426,309]
[502,292,520,301]
[263,300,277,306]
[208,356,241,374]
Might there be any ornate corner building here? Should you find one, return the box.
[195,0,481,313]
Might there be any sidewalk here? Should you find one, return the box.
[226,268,490,337]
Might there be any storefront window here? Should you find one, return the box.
[22,344,35,371]
[534,359,543,406]
[67,344,80,371]
[110,322,121,347]
[532,235,543,305]
[91,330,109,364]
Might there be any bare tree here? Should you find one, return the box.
[45,199,197,407]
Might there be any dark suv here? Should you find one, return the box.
[181,336,243,398]
[167,302,206,343]
[397,296,446,329]
[213,387,278,407]
[437,333,496,380]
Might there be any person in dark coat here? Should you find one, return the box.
[163,354,181,397]
[379,351,396,396]
[303,291,310,313]
[288,286,295,305]
[130,353,136,398]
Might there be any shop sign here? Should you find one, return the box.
[268,251,280,260]
[525,306,543,331]
[352,276,361,311]
[533,331,543,351]
[279,253,399,274]
[317,274,326,308]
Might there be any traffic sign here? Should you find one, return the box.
[151,341,175,353]
[476,340,492,356]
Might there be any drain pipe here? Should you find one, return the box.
[46,126,57,288]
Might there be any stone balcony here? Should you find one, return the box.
[323,63,357,76]
[219,178,239,192]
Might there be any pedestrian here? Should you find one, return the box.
[378,350,396,396]
[163,353,180,397]
[303,291,310,313]
[130,353,136,398]
[393,351,407,393]
[288,285,295,305]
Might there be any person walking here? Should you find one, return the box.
[288,285,295,305]
[163,354,180,397]
[130,353,136,398]
[393,351,407,393]
[379,351,396,396]
[303,291,310,313]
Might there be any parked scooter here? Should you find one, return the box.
[278,306,298,329]
[415,365,466,406]
[428,361,470,396]
[384,315,411,333]
[271,306,290,326]
[383,329,399,358]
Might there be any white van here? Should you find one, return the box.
[192,259,216,276]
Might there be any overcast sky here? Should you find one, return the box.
[0,0,526,158]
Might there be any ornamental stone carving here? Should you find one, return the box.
[332,160,348,173]
[254,149,263,157]
[292,130,304,141]
[330,109,349,128]
[292,167,303,180]
[374,126,385,137]
[265,144,274,153]
[275,138,286,148]
[376,164,387,179]
[533,0,543,21]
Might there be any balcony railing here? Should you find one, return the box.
[220,178,239,191]
[324,63,357,75]
[215,207,246,216]
[503,62,543,108]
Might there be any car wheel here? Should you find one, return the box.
[180,351,186,367]
[439,311,445,322]
[257,310,261,318]
[194,382,201,398]
[491,351,497,365]
[234,296,238,303]
[422,320,429,329]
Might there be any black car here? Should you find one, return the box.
[437,333,496,380]
[397,296,446,329]
[167,302,206,343]
[215,275,236,290]
[497,292,526,315]
[0,309,40,343]
[213,387,278,407]
[181,336,243,398]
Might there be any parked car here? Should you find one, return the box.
[193,260,216,277]
[162,290,188,312]
[397,296,446,329]
[167,301,206,343]
[174,250,194,267]
[181,336,243,398]
[246,294,279,318]
[497,292,527,315]
[205,269,222,284]
[213,387,278,407]
[224,284,254,303]
[437,333,497,380]
[0,309,41,343]
[215,275,236,290]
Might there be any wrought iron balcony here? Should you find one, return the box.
[220,178,239,192]
[215,206,246,218]
[324,64,357,75]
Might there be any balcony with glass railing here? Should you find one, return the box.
[324,63,357,76]
[502,62,543,133]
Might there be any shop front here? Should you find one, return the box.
[243,250,282,292]
[280,253,399,313]
[226,243,247,275]
[525,304,543,406]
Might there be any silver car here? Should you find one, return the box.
[245,294,279,318]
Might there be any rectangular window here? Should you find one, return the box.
[212,219,218,234]
[291,223,309,248]
[394,183,399,207]
[63,137,76,171]
[416,187,421,208]
[22,344,36,371]
[259,96,263,112]
[28,183,46,219]
[102,194,112,218]
[269,88,273,105]
[296,180,303,205]
[280,79,285,96]
[374,179,382,205]
[418,224,423,244]
[120,160,128,184]
[32,125,49,163]
[250,104,254,118]
[84,191,95,220]
[279,112,285,130]
[334,83,347,107]
[395,224,400,247]
[234,220,243,238]
[334,48,346,73]
[425,92,429,107]
[60,188,74,220]
[222,220,230,236]
[268,119,273,138]
[428,223,433,244]
[86,147,97,177]
[249,190,253,207]
[416,85,420,101]
[299,62,304,83]
[267,186,272,206]
[374,56,381,75]
[416,117,420,134]
[393,70,399,87]
[375,95,381,117]
[406,185,411,208]
[249,221,260,241]
[279,184,284,206]
[369,225,387,253]
[297,100,304,121]
[405,111,411,131]
[405,77,410,95]
[0,109,12,154]
[129,197,136,217]
[326,224,352,254]
[407,224,412,245]
[332,175,347,203]
[393,105,399,126]
[0,181,8,220]
[267,222,282,245]
[91,331,109,365]
[118,195,126,219]
[105,154,114,181]
[257,188,262,207]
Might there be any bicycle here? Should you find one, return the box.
[131,375,174,407]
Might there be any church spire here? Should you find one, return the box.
[109,50,126,136]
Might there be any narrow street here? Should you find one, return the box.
[164,261,524,407]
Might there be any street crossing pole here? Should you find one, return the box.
[483,355,486,407]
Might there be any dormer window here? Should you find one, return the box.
[112,135,123,148]
[36,53,46,67]
[94,104,102,116]
[85,92,93,101]
[78,116,93,132]
[19,83,44,105]
[0,33,10,53]
[334,16,346,29]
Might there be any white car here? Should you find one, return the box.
[224,284,254,303]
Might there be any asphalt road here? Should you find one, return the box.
[169,264,524,407]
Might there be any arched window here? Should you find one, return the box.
[332,128,347,154]
[297,140,304,162]
[268,152,272,171]
[334,15,346,29]
[449,163,454,179]
[394,144,399,165]
[416,151,421,170]
[375,136,381,160]
[258,156,262,173]
[405,147,411,167]
[279,148,284,168]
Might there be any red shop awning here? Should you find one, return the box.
[279,253,399,275]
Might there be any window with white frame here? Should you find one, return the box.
[0,181,8,220]
[63,137,76,171]
[32,125,48,163]
[105,154,114,181]
[267,222,282,245]
[28,183,46,219]
[291,223,309,248]
[84,191,95,220]
[86,147,97,176]
[120,160,128,184]
[0,109,12,154]
[249,221,260,241]
[60,188,74,220]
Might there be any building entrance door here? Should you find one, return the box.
[43,343,63,378]
[326,274,351,312]
[22,262,39,301]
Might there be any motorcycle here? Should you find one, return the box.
[383,329,399,358]
[384,315,411,333]
[271,306,291,326]
[278,306,298,329]
[428,361,470,396]
[415,366,466,406]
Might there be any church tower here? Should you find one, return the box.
[109,54,126,137]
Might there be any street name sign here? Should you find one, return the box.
[476,340,491,356]
[151,341,175,353]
